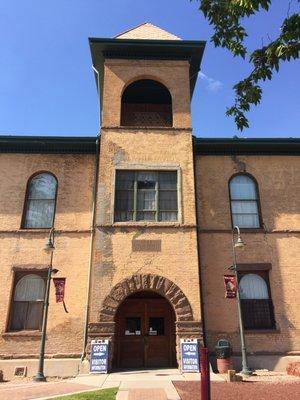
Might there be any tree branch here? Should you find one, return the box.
[227,12,300,130]
[194,1,300,130]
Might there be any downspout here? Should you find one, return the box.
[192,136,207,347]
[80,66,101,362]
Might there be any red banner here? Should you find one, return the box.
[224,275,237,298]
[53,278,66,303]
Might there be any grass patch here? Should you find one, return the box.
[50,387,118,400]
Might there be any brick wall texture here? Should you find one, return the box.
[195,155,300,354]
[0,154,95,357]
[0,55,299,369]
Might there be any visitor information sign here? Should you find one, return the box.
[180,339,200,372]
[89,339,109,374]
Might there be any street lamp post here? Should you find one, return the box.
[33,227,58,382]
[231,226,252,376]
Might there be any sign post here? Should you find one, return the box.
[180,339,199,373]
[200,347,211,400]
[89,340,109,374]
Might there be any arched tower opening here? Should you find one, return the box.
[121,79,172,127]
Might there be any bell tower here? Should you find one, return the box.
[87,23,206,369]
[90,23,205,130]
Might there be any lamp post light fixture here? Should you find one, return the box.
[231,226,252,376]
[33,227,59,382]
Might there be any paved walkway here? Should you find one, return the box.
[79,368,224,400]
[0,381,98,400]
[2,369,298,399]
[174,380,300,400]
[0,368,224,400]
[127,388,167,400]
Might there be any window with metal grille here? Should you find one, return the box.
[114,170,178,222]
[239,272,276,330]
[23,173,57,228]
[9,273,46,331]
[229,174,261,228]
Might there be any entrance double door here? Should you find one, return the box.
[115,295,176,368]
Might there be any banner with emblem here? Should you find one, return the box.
[224,275,237,298]
[53,278,69,312]
[53,278,66,302]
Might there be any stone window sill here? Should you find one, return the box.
[239,228,265,233]
[2,330,42,338]
[245,329,280,334]
[102,126,192,131]
[112,222,181,227]
[17,228,50,233]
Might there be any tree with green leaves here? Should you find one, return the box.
[193,1,300,130]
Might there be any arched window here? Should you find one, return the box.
[10,274,45,331]
[23,173,57,228]
[229,174,261,228]
[121,79,172,127]
[239,274,269,300]
[239,273,275,330]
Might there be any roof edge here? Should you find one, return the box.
[194,137,300,155]
[0,135,97,154]
[1,135,299,155]
[89,37,205,46]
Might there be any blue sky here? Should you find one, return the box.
[0,0,299,138]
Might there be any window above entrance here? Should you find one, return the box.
[114,170,178,222]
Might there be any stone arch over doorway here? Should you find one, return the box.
[87,274,202,369]
[99,274,194,323]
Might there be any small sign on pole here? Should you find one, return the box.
[180,339,200,372]
[89,339,109,374]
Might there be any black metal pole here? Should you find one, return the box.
[231,227,252,375]
[33,227,56,382]
[33,254,53,382]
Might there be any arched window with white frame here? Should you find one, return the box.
[240,274,269,300]
[229,174,261,228]
[23,173,57,228]
[10,274,45,331]
[239,272,275,330]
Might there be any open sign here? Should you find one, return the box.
[90,340,109,374]
[180,339,199,372]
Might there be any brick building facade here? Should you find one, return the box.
[0,23,299,378]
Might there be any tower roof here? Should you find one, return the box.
[115,22,182,41]
[89,24,206,110]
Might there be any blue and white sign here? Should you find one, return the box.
[89,340,109,374]
[180,339,199,372]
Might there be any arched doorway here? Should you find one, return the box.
[114,291,176,369]
[89,274,200,370]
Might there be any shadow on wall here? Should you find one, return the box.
[196,155,300,371]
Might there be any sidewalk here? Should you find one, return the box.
[0,380,99,400]
[74,368,225,400]
[0,368,225,400]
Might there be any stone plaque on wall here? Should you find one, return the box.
[132,240,161,252]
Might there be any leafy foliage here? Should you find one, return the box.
[194,1,300,130]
